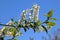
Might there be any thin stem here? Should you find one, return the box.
[0,23,15,27]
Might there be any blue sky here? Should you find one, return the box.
[0,0,60,40]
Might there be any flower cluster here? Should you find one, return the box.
[20,4,40,23]
[0,4,56,40]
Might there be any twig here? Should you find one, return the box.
[0,23,15,27]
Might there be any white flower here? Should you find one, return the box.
[1,27,6,32]
[0,30,2,36]
[33,4,40,9]
[15,32,22,36]
[32,4,38,9]
[22,10,26,15]
[6,20,13,25]
[6,31,15,36]
[26,9,30,13]
[32,4,40,14]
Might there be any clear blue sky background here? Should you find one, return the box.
[0,0,60,40]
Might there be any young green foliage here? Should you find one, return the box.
[44,10,53,18]
[47,22,55,29]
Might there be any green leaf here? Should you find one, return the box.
[49,18,57,20]
[9,27,16,33]
[47,22,56,29]
[9,27,13,32]
[24,27,27,32]
[44,10,53,18]
[14,21,18,25]
[47,22,55,26]
[41,25,48,33]
[33,28,36,32]
[23,23,26,27]
[30,22,34,27]
[36,20,41,26]
[37,26,41,32]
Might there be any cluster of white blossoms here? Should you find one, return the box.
[0,20,22,37]
[20,4,40,23]
[0,20,13,36]
[32,4,40,22]
[6,20,14,25]
[0,4,40,37]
